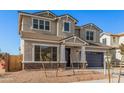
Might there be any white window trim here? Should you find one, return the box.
[44,20,51,31]
[85,30,94,41]
[32,18,51,32]
[102,38,107,45]
[39,20,45,30]
[112,37,117,43]
[32,18,39,30]
[63,20,71,33]
[32,43,59,62]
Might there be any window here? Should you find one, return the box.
[113,37,116,43]
[102,38,107,45]
[39,20,44,30]
[34,46,40,61]
[32,18,50,31]
[64,22,71,32]
[33,19,38,29]
[86,31,94,40]
[45,21,50,30]
[34,45,57,61]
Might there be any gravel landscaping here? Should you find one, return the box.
[0,69,106,83]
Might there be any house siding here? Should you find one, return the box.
[24,40,33,61]
[23,40,60,62]
[35,12,56,18]
[100,34,111,46]
[100,33,124,64]
[80,25,101,43]
[57,16,76,38]
[22,15,57,36]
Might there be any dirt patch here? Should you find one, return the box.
[0,69,106,83]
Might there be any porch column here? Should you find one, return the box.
[60,44,65,63]
[104,52,107,75]
[81,46,87,68]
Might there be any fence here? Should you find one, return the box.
[6,55,22,72]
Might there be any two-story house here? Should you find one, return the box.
[19,11,109,69]
[100,32,124,63]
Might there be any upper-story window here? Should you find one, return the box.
[39,20,44,29]
[102,38,107,45]
[86,31,94,41]
[112,36,120,46]
[113,37,116,43]
[33,18,50,31]
[45,21,50,30]
[64,22,71,32]
[33,19,38,29]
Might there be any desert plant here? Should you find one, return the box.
[0,52,8,59]
[0,52,4,61]
[119,43,124,55]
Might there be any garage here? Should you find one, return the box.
[86,52,104,67]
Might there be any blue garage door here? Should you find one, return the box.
[86,52,104,67]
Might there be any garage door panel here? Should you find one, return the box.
[86,52,104,67]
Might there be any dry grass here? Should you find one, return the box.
[0,69,106,83]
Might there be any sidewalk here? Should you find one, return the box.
[79,77,124,83]
[79,71,124,83]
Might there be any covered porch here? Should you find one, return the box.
[22,35,88,69]
[59,35,88,69]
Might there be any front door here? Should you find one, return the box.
[65,48,71,67]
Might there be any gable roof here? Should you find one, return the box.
[111,33,124,37]
[81,23,103,32]
[18,11,78,22]
[100,32,124,37]
[18,11,56,34]
[100,32,112,37]
[18,11,57,18]
[58,14,78,23]
[32,10,57,17]
[60,35,88,45]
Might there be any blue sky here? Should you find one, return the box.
[0,10,124,54]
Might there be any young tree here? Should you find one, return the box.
[118,43,124,83]
[105,50,112,83]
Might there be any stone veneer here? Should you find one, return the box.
[23,63,86,69]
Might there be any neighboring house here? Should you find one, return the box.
[18,10,109,69]
[100,32,124,63]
